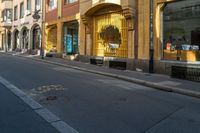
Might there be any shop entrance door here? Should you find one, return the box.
[7,31,11,50]
[32,26,41,50]
[63,22,79,55]
[22,29,29,49]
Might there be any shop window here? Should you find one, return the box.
[63,22,79,55]
[100,25,121,49]
[163,0,200,61]
[94,13,128,58]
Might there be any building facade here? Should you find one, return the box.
[79,0,200,75]
[0,0,13,51]
[79,0,135,68]
[1,0,199,76]
[43,0,80,58]
[136,0,200,75]
[10,0,43,54]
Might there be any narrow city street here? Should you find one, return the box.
[0,54,200,133]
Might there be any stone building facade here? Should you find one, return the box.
[11,0,43,54]
[0,0,13,51]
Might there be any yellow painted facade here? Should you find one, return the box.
[93,12,128,58]
[42,0,200,73]
[137,0,200,74]
[80,0,135,59]
[43,0,80,54]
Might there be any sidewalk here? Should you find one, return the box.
[2,51,200,98]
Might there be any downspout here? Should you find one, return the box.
[149,0,154,73]
[41,0,44,59]
[5,29,7,52]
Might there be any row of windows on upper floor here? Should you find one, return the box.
[1,0,78,22]
[48,0,78,10]
[1,0,41,22]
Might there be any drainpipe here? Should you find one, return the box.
[41,0,44,59]
[149,0,154,73]
[5,29,7,52]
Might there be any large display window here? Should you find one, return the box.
[94,12,128,58]
[163,0,200,61]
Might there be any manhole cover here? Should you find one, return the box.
[46,96,57,101]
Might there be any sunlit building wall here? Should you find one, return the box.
[43,0,80,59]
[137,0,200,74]
[79,0,136,69]
[79,0,200,74]
[11,0,43,54]
[0,0,13,51]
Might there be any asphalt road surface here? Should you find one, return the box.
[0,83,59,133]
[0,54,200,133]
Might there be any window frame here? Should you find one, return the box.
[26,0,31,16]
[20,2,24,18]
[14,5,18,20]
[2,9,12,22]
[35,0,41,11]
[64,0,78,5]
[48,0,57,11]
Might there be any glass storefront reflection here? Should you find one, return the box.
[163,0,200,61]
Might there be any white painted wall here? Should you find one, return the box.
[11,0,43,50]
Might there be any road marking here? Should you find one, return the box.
[0,76,79,133]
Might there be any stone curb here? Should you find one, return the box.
[1,52,200,99]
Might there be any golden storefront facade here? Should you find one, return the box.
[80,0,135,69]
[92,8,128,58]
[43,0,200,76]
